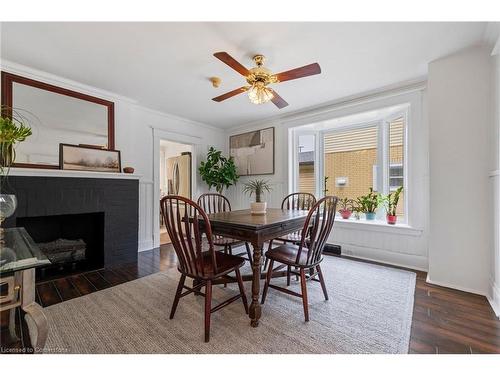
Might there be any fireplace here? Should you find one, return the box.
[1,174,139,276]
[17,212,105,279]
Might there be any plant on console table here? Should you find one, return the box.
[356,188,379,220]
[380,186,403,225]
[198,146,239,194]
[242,179,272,215]
[0,106,33,242]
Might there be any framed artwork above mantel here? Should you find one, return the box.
[1,71,115,169]
[229,127,275,176]
[59,144,121,173]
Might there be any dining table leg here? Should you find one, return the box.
[249,241,263,327]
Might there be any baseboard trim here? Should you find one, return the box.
[138,240,154,252]
[425,276,487,297]
[488,280,500,318]
[335,242,428,271]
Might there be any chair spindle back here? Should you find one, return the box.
[160,195,217,278]
[198,193,232,214]
[281,192,317,211]
[296,196,338,266]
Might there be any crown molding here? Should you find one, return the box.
[138,105,224,133]
[0,59,220,133]
[482,22,500,55]
[227,77,427,133]
[0,59,137,104]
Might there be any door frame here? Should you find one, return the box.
[152,127,200,248]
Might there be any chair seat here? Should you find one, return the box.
[181,251,246,279]
[265,244,321,267]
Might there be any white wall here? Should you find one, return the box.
[0,60,225,253]
[427,46,493,296]
[490,39,500,316]
[226,82,429,271]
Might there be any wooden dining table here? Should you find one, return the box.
[201,208,309,327]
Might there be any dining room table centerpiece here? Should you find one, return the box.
[242,179,272,215]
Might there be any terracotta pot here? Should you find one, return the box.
[123,167,135,174]
[339,209,352,220]
[250,201,267,215]
[386,214,397,225]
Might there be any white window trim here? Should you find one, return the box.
[291,106,410,226]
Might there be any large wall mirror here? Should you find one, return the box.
[1,72,114,169]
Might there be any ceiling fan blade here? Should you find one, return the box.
[270,90,289,109]
[213,52,250,76]
[212,86,248,102]
[274,63,321,83]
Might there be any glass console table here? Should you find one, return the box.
[1,227,51,351]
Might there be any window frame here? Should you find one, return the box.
[292,107,409,225]
[293,130,321,198]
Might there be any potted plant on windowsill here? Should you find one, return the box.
[380,186,403,225]
[338,197,354,219]
[242,179,272,215]
[356,188,379,220]
[198,146,239,194]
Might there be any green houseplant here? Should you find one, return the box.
[1,107,32,176]
[380,186,403,225]
[356,188,379,220]
[242,179,272,215]
[1,106,33,242]
[198,146,239,194]
[338,197,354,220]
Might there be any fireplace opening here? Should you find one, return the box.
[17,212,104,281]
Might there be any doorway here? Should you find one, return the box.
[159,139,194,245]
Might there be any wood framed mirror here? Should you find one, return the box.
[1,71,115,169]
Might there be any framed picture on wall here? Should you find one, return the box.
[59,144,121,173]
[229,127,275,176]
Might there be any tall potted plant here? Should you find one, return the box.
[380,186,403,225]
[356,188,379,220]
[242,179,272,215]
[1,106,33,240]
[198,146,239,194]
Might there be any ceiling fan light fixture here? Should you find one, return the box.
[212,52,320,109]
[247,82,274,105]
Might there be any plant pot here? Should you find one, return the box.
[365,212,376,220]
[0,194,17,244]
[0,143,14,168]
[0,194,17,220]
[250,201,267,215]
[386,214,397,225]
[339,209,352,220]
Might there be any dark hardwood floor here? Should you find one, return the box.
[1,244,499,354]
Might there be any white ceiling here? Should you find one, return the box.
[1,22,487,128]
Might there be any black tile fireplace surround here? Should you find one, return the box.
[2,176,139,267]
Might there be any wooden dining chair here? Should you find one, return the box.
[198,193,253,266]
[160,195,249,342]
[264,192,316,271]
[261,195,338,322]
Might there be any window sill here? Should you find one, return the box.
[334,218,423,236]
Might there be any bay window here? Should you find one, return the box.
[294,105,408,224]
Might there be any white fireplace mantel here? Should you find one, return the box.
[5,168,142,180]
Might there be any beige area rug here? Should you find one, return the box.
[43,256,416,354]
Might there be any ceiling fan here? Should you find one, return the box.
[212,52,321,109]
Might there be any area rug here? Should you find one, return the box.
[43,256,416,354]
